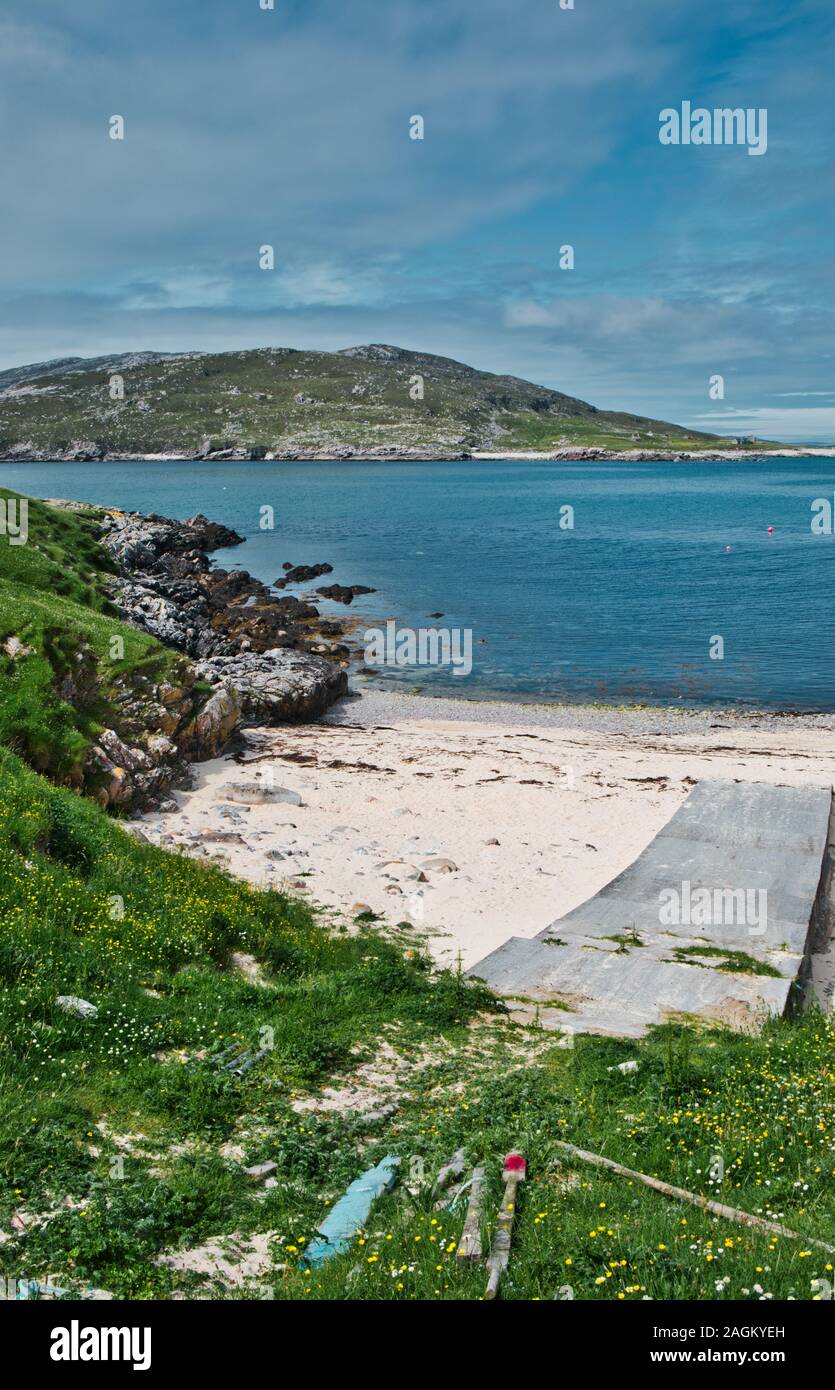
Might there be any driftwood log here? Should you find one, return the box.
[553,1140,834,1254]
[485,1153,526,1299]
[457,1167,486,1260]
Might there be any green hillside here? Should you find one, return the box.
[0,344,749,457]
[0,488,197,787]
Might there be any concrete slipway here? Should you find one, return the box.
[468,780,835,1038]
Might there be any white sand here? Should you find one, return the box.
[140,700,835,971]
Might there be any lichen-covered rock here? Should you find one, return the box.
[181,683,243,757]
[197,649,347,723]
[85,727,173,809]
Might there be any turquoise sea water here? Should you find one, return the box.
[4,457,835,710]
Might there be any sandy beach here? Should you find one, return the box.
[138,691,835,972]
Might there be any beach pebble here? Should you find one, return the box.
[352,902,372,915]
[227,782,303,807]
[421,857,458,874]
[380,861,427,882]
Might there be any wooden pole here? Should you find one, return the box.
[485,1153,526,1299]
[432,1148,467,1199]
[457,1166,485,1260]
[553,1140,834,1254]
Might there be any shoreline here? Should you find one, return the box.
[338,681,835,731]
[4,447,835,463]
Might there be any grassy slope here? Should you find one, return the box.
[0,489,198,784]
[0,748,487,1297]
[0,489,830,1303]
[0,493,492,1296]
[0,345,761,455]
[293,1015,835,1302]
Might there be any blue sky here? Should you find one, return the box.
[1,0,833,439]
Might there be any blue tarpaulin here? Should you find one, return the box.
[303,1155,400,1267]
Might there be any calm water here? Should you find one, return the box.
[5,458,835,710]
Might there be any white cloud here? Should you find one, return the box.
[686,407,835,444]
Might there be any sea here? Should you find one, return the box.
[4,456,835,711]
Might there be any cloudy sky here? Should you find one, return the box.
[1,0,833,439]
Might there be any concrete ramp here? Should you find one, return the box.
[469,781,833,1038]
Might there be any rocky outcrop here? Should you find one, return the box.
[35,501,354,813]
[97,506,351,759]
[182,682,243,757]
[274,561,333,587]
[79,657,235,811]
[316,583,376,605]
[0,443,472,462]
[196,649,347,724]
[100,510,327,661]
[85,728,165,809]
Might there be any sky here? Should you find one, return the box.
[0,0,833,440]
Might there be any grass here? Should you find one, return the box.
[0,746,492,1296]
[273,1013,835,1302]
[0,488,199,784]
[672,946,783,978]
[0,489,494,1296]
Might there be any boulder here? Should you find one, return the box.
[279,562,334,584]
[317,583,376,605]
[197,648,347,723]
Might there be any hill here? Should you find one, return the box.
[0,344,751,459]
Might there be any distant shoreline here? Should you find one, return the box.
[3,447,835,463]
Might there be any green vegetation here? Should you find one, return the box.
[0,745,491,1297]
[0,345,768,457]
[0,488,197,785]
[280,1013,835,1302]
[0,494,494,1297]
[672,946,783,979]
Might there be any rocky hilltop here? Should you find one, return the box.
[0,343,753,458]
